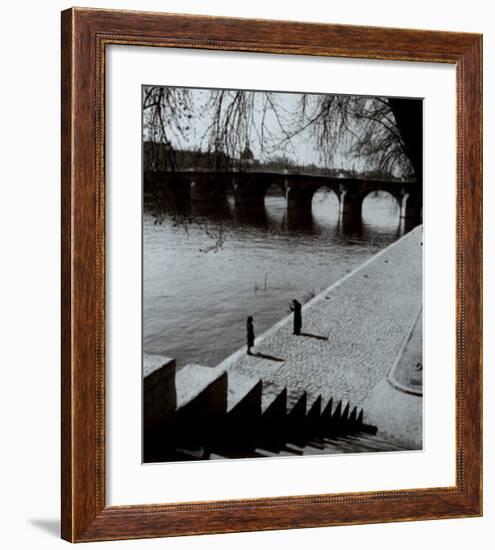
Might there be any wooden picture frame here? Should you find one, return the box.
[61,7,482,542]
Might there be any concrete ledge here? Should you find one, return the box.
[143,354,176,427]
[262,387,287,417]
[227,371,262,416]
[175,364,225,410]
[288,392,307,421]
[144,352,175,378]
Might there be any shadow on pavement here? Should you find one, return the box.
[300,332,328,341]
[254,352,284,362]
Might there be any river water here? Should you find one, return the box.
[144,191,416,368]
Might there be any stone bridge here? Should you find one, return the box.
[145,169,422,220]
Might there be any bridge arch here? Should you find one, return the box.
[310,185,341,220]
[361,190,402,226]
[342,185,422,221]
[286,180,341,211]
[264,180,288,206]
[361,188,402,207]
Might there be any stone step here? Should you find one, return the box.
[309,436,328,446]
[261,380,287,412]
[278,449,299,456]
[306,395,322,419]
[143,353,176,378]
[253,448,280,458]
[343,434,409,451]
[321,435,403,453]
[261,387,286,415]
[171,365,228,449]
[261,379,300,414]
[320,397,334,420]
[159,364,384,461]
[209,453,228,460]
[305,439,326,450]
[351,432,405,446]
[303,395,323,437]
[348,405,359,425]
[287,388,306,410]
[320,437,362,452]
[344,433,395,444]
[283,443,305,455]
[174,447,207,460]
[260,385,296,448]
[261,388,287,425]
[175,364,226,412]
[143,354,176,428]
[227,371,262,417]
[303,442,327,452]
[330,399,347,422]
[301,444,347,456]
[288,391,307,421]
[212,371,263,453]
[287,431,405,457]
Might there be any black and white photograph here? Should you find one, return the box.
[142,85,423,463]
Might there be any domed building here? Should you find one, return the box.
[240,144,255,167]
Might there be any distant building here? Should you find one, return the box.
[143,141,231,171]
[240,145,255,163]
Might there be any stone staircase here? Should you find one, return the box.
[143,354,409,463]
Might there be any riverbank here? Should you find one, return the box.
[216,225,423,421]
[143,194,407,367]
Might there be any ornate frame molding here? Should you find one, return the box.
[61,8,482,542]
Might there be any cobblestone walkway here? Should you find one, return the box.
[217,226,423,407]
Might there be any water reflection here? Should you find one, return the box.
[337,213,363,238]
[232,203,269,228]
[150,189,410,239]
[189,199,232,220]
[144,191,418,368]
